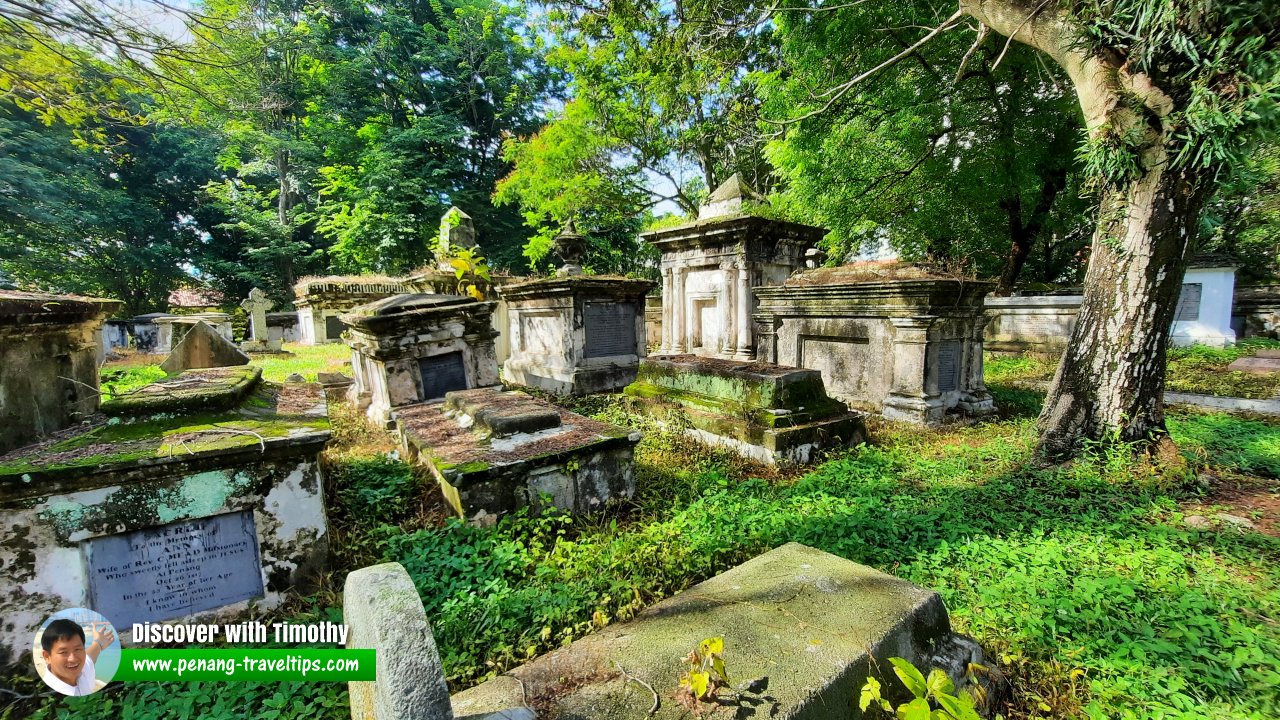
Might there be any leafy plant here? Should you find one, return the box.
[677,637,731,712]
[859,657,982,720]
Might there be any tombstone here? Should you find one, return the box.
[161,320,252,373]
[240,287,282,353]
[0,372,331,664]
[500,222,655,395]
[754,265,996,424]
[99,318,130,362]
[625,356,866,465]
[128,312,174,353]
[266,311,301,344]
[435,206,477,272]
[397,388,640,523]
[0,291,121,454]
[643,175,821,360]
[154,313,233,354]
[344,563,453,720]
[452,543,998,720]
[1171,257,1238,348]
[984,293,1083,356]
[343,294,500,424]
[294,278,415,345]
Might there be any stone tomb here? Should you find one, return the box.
[0,291,121,455]
[267,311,301,344]
[644,175,822,360]
[396,387,639,523]
[754,265,996,424]
[240,287,283,353]
[984,293,1083,356]
[1171,258,1238,348]
[500,222,654,395]
[154,312,234,354]
[295,278,416,345]
[0,371,331,662]
[451,543,996,720]
[625,355,866,465]
[344,294,500,424]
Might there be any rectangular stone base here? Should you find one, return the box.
[451,543,956,720]
[503,360,641,396]
[394,389,641,524]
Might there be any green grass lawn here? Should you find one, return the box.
[99,342,353,387]
[25,376,1280,720]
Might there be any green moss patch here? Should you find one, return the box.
[101,366,263,416]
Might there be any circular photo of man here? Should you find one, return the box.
[32,609,120,696]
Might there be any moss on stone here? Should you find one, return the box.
[101,366,262,416]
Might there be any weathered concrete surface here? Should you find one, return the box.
[1225,356,1280,374]
[396,388,639,523]
[102,366,262,416]
[755,268,995,425]
[0,382,331,664]
[0,291,121,454]
[346,562,453,720]
[161,320,252,373]
[451,543,957,720]
[1164,392,1280,415]
[500,277,654,396]
[624,356,866,465]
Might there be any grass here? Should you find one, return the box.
[98,342,353,388]
[19,381,1280,720]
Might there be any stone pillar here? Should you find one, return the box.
[660,267,673,352]
[958,315,996,416]
[344,562,453,720]
[719,261,736,356]
[883,316,944,424]
[734,259,753,360]
[671,267,687,353]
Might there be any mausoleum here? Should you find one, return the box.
[294,277,417,345]
[643,175,823,359]
[754,264,996,424]
[0,368,331,663]
[501,221,654,395]
[396,387,640,523]
[1171,257,1238,348]
[343,294,500,423]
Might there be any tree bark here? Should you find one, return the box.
[960,0,1215,458]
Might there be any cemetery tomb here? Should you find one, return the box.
[1171,257,1238,348]
[343,293,500,424]
[0,368,331,663]
[501,221,655,395]
[0,291,121,454]
[644,174,822,360]
[160,319,252,373]
[153,312,234,354]
[754,264,996,424]
[624,355,866,465]
[984,293,1083,356]
[1231,285,1280,340]
[396,387,640,523]
[100,319,130,360]
[451,543,997,720]
[127,312,173,353]
[294,277,416,345]
[240,287,283,353]
[266,311,301,344]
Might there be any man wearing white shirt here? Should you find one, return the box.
[39,619,114,696]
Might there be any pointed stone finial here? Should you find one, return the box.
[553,218,588,277]
[698,173,763,220]
[437,206,477,270]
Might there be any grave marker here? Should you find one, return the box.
[584,304,637,358]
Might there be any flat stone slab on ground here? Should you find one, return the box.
[1253,349,1280,359]
[1226,356,1280,374]
[451,542,958,720]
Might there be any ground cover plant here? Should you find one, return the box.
[17,385,1280,720]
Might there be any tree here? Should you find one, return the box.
[946,0,1279,457]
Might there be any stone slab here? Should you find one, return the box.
[451,543,953,720]
[1255,349,1280,359]
[1164,392,1280,415]
[1226,356,1280,374]
[444,388,561,438]
[161,320,251,373]
[345,562,453,720]
[87,510,264,627]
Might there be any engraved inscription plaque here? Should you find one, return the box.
[324,315,346,341]
[584,304,637,358]
[418,351,468,400]
[936,341,961,393]
[86,511,263,627]
[1175,283,1202,322]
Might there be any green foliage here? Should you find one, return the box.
[859,657,982,720]
[98,365,168,401]
[1166,341,1280,399]
[678,637,730,705]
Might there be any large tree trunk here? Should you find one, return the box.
[960,0,1216,458]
